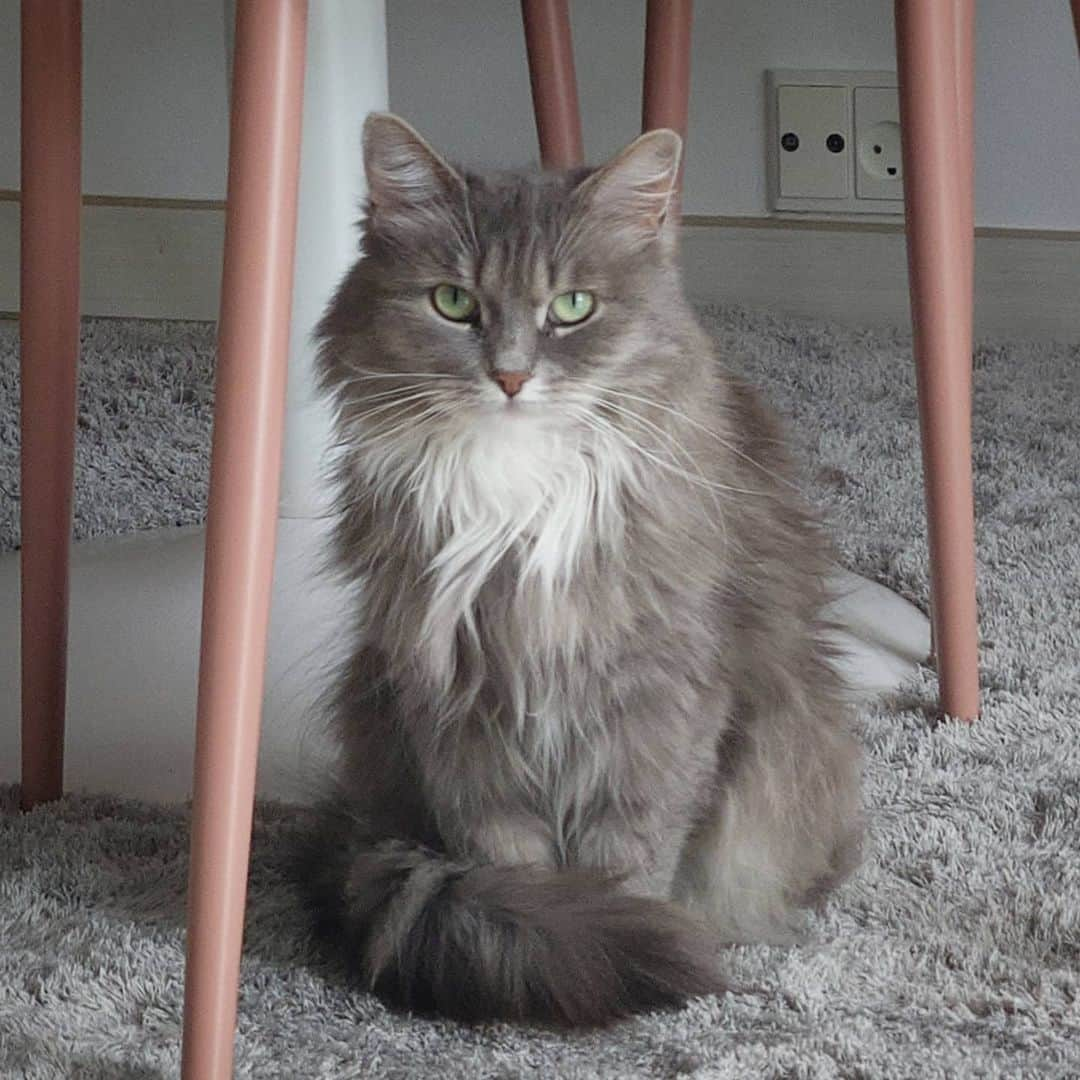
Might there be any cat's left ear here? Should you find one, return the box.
[574,129,682,252]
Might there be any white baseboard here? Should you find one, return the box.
[2,196,1078,342]
[0,195,224,322]
[682,217,1080,343]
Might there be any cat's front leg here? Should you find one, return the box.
[431,796,559,870]
[568,689,720,900]
[573,808,684,900]
[420,730,559,868]
[464,811,558,868]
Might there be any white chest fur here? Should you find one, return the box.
[370,408,631,690]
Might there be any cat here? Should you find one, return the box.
[296,112,864,1028]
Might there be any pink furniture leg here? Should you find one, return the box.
[19,0,82,811]
[895,0,980,721]
[180,3,307,1077]
[954,0,975,332]
[521,0,585,167]
[642,0,693,194]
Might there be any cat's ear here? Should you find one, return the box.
[362,113,465,221]
[575,129,682,251]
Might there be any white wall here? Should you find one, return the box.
[387,0,1080,230]
[2,0,1079,229]
[0,0,230,200]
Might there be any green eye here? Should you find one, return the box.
[549,290,595,326]
[432,284,478,322]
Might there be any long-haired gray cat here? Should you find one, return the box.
[297,113,863,1027]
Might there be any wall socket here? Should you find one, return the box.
[767,69,904,216]
[854,86,903,201]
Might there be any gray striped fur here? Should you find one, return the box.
[299,114,864,1027]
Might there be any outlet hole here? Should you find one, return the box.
[781,132,799,152]
[826,133,845,153]
[859,121,903,184]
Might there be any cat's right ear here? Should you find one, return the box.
[362,113,465,222]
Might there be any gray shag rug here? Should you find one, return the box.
[1,311,1078,1079]
[0,319,215,553]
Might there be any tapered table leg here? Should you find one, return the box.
[521,0,584,167]
[180,2,308,1077]
[642,0,693,196]
[895,0,979,721]
[19,0,82,810]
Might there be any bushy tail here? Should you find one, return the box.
[294,806,725,1027]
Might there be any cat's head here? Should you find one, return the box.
[318,113,697,432]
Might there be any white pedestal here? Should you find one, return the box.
[0,519,347,804]
[279,0,388,518]
[823,566,932,699]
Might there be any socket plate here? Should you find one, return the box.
[855,86,903,200]
[777,84,850,199]
[767,69,904,217]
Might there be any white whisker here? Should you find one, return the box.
[355,401,460,456]
[588,397,737,515]
[336,383,458,411]
[352,388,456,425]
[581,382,798,493]
[343,368,467,381]
[576,402,744,502]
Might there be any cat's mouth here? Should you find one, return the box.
[482,383,545,413]
[481,399,542,424]
[474,393,566,435]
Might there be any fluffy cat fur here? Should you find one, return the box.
[297,113,864,1027]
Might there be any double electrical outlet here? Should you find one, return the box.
[766,69,904,216]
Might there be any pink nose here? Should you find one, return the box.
[493,370,532,398]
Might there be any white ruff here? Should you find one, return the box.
[356,406,635,696]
